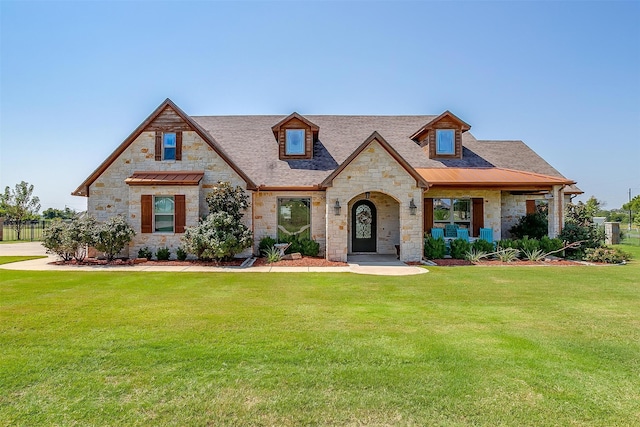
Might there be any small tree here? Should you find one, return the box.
[0,181,41,240]
[42,216,98,262]
[559,201,605,259]
[94,215,135,261]
[42,220,76,261]
[509,212,548,239]
[183,182,253,261]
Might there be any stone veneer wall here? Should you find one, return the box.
[252,191,327,256]
[87,131,250,258]
[325,140,423,262]
[500,187,565,239]
[347,192,399,255]
[426,189,501,237]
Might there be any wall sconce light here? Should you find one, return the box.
[409,198,417,215]
[365,192,370,200]
[334,199,341,216]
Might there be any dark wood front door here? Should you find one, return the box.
[352,200,376,252]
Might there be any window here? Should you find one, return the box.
[433,198,471,229]
[436,129,455,155]
[277,198,311,241]
[154,196,174,232]
[163,133,176,160]
[285,129,305,155]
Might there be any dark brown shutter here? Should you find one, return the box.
[472,198,484,237]
[141,195,153,233]
[155,132,162,161]
[175,195,186,233]
[424,198,433,234]
[526,200,536,215]
[176,132,182,161]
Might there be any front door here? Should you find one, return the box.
[352,200,376,252]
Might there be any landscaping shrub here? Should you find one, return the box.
[42,220,75,261]
[471,239,494,253]
[258,236,277,255]
[560,202,606,259]
[539,236,563,254]
[138,247,152,259]
[584,247,631,264]
[183,181,253,261]
[521,248,545,262]
[466,248,489,262]
[183,212,253,261]
[156,247,171,261]
[496,247,520,262]
[176,247,188,261]
[42,216,98,262]
[450,238,471,259]
[280,235,320,256]
[497,239,517,250]
[424,236,446,259]
[519,236,540,254]
[263,246,282,263]
[509,212,548,239]
[94,215,136,261]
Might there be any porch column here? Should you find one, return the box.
[548,185,565,237]
[325,189,348,262]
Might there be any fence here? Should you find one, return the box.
[1,220,49,241]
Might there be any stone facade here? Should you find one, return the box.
[252,191,327,255]
[88,130,251,258]
[325,140,423,262]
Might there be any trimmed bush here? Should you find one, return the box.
[424,236,446,259]
[281,235,320,257]
[509,212,548,239]
[94,215,136,261]
[156,247,171,261]
[176,247,188,261]
[471,239,494,253]
[584,247,631,264]
[138,247,152,259]
[183,212,253,261]
[539,236,563,254]
[450,238,471,260]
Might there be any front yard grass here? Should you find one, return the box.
[1,246,639,426]
[0,255,46,265]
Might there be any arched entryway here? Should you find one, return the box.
[351,200,377,252]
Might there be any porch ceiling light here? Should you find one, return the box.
[409,198,417,215]
[334,199,341,216]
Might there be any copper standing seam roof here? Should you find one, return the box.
[124,171,205,186]
[415,168,576,187]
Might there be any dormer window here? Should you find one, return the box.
[285,129,306,155]
[272,113,319,160]
[436,129,455,155]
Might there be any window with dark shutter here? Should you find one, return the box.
[175,195,186,233]
[176,132,182,161]
[155,132,162,161]
[472,198,484,237]
[141,195,153,233]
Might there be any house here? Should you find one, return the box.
[73,99,580,262]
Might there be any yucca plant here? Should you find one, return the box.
[263,246,282,263]
[496,247,520,262]
[465,249,489,263]
[521,248,545,262]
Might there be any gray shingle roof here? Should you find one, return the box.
[191,115,579,191]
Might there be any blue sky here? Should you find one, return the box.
[1,0,639,212]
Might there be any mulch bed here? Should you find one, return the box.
[431,258,584,267]
[253,257,347,267]
[50,257,347,268]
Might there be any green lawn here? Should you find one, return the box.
[0,256,47,265]
[1,246,639,426]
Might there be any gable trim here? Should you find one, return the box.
[409,110,471,141]
[72,98,256,197]
[271,112,319,140]
[321,131,429,189]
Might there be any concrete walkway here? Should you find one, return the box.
[0,242,427,276]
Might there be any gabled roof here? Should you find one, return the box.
[72,99,256,196]
[125,171,205,186]
[415,167,575,188]
[271,112,319,140]
[321,131,429,189]
[409,110,471,141]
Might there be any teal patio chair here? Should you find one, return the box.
[431,228,445,239]
[479,227,494,243]
[456,228,470,242]
[444,224,458,238]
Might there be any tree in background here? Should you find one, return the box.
[42,207,77,220]
[622,195,640,226]
[0,181,41,240]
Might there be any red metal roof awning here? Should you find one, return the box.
[125,171,205,186]
[416,168,575,188]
